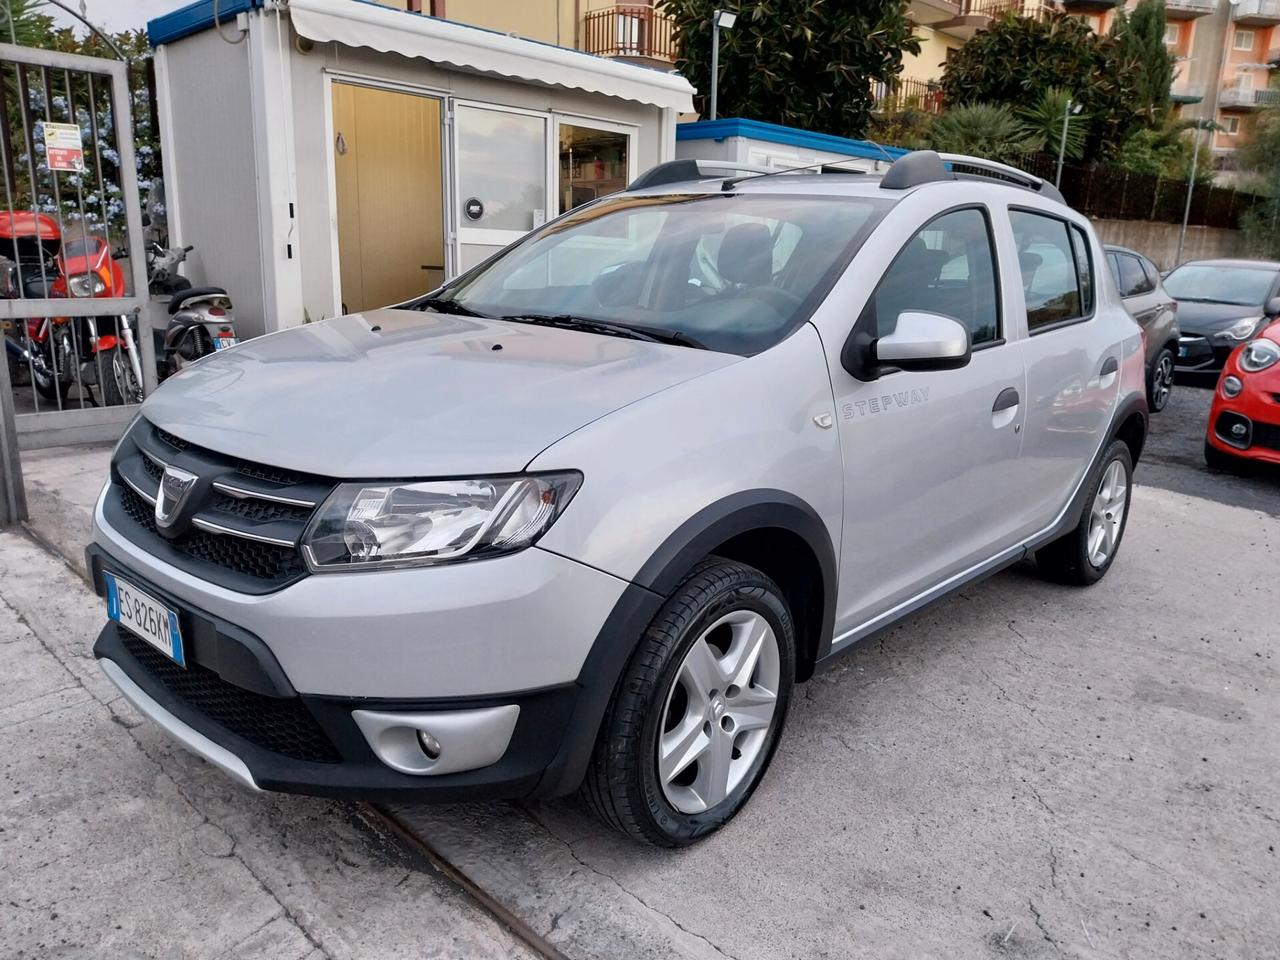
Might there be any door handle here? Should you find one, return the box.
[992,387,1020,412]
[1100,356,1119,377]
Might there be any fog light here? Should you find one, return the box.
[416,729,442,760]
[1222,375,1243,399]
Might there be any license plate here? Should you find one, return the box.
[212,337,239,351]
[105,572,185,667]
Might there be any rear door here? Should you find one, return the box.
[825,205,1028,637]
[1013,209,1119,527]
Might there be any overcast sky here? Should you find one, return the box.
[49,0,190,35]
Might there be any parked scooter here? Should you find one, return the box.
[148,242,238,378]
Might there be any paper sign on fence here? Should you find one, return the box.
[44,123,84,173]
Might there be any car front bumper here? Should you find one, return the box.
[1176,334,1234,373]
[89,485,649,801]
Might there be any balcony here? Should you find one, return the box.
[1170,80,1204,104]
[872,77,946,115]
[1164,0,1215,19]
[935,0,1054,40]
[1058,0,1119,10]
[582,4,676,65]
[1219,85,1280,108]
[1233,0,1280,26]
[908,0,962,25]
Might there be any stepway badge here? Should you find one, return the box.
[43,122,84,173]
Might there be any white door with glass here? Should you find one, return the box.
[453,103,550,271]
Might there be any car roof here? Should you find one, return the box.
[1173,258,1280,270]
[1104,244,1149,259]
[625,151,1074,210]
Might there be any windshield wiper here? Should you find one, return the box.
[499,314,707,349]
[414,296,491,318]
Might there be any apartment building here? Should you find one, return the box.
[898,1,1280,157]
[371,1,1276,159]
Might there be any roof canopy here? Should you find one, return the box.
[289,0,695,113]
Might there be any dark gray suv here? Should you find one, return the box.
[1105,245,1179,412]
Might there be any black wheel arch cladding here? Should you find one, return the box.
[533,489,836,798]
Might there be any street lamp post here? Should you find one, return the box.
[1177,121,1210,266]
[709,9,737,121]
[1055,98,1083,190]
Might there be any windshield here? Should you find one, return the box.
[1163,264,1276,307]
[421,192,889,355]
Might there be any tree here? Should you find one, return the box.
[1109,0,1173,126]
[1239,109,1280,259]
[659,0,920,137]
[940,12,1146,159]
[1020,87,1087,162]
[927,104,1035,164]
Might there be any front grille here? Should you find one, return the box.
[119,485,306,583]
[108,420,330,592]
[154,427,190,452]
[120,632,340,763]
[1253,420,1280,452]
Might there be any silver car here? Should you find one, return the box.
[89,152,1148,846]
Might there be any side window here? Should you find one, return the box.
[867,207,1000,347]
[1117,254,1151,298]
[1011,210,1089,332]
[1107,252,1121,289]
[1140,256,1161,292]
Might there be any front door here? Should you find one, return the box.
[332,82,446,314]
[826,206,1028,645]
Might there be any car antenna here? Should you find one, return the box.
[720,141,897,192]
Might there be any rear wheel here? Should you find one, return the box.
[1147,348,1175,413]
[32,324,74,401]
[583,558,795,846]
[1036,440,1133,586]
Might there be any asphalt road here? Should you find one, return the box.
[1139,376,1280,517]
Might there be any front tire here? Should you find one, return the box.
[1036,440,1133,586]
[1147,347,1175,413]
[583,558,795,847]
[1204,439,1241,473]
[99,345,143,406]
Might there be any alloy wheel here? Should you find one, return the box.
[1087,459,1128,568]
[658,609,781,815]
[1151,354,1174,411]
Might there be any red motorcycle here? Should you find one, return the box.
[52,233,142,405]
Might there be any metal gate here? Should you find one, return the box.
[0,42,150,525]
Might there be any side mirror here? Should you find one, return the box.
[1265,296,1280,318]
[873,311,971,372]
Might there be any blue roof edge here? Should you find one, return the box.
[676,118,909,162]
[149,0,265,47]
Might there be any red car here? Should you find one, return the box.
[1205,319,1280,469]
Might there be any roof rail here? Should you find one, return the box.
[627,159,773,191]
[880,150,1067,204]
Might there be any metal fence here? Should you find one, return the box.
[1021,155,1263,230]
[0,42,150,525]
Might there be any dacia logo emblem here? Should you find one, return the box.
[155,466,198,529]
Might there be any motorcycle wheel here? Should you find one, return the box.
[99,345,144,407]
[33,325,75,401]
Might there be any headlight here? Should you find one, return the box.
[1239,337,1280,373]
[68,274,106,297]
[1218,317,1263,341]
[302,472,582,571]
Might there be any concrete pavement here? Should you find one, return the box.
[5,419,1279,960]
[0,527,537,960]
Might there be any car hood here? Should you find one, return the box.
[141,308,738,478]
[1175,299,1266,335]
